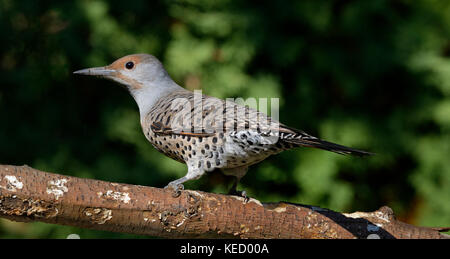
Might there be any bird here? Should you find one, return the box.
[74,53,372,199]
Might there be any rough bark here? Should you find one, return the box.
[0,164,448,239]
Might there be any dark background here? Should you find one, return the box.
[0,0,449,238]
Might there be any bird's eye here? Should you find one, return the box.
[125,61,134,70]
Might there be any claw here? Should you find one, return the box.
[241,190,249,203]
[228,189,249,203]
[164,182,184,198]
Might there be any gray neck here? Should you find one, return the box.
[130,80,183,120]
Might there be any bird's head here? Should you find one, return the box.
[73,54,176,91]
[74,54,182,117]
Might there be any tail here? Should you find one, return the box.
[278,125,374,156]
[294,138,374,156]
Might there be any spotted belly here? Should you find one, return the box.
[144,128,230,171]
[144,126,288,171]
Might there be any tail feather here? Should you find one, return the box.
[285,137,374,157]
[278,124,374,156]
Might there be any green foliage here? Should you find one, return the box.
[0,0,449,238]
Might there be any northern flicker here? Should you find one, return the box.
[74,54,372,198]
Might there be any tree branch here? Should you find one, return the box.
[0,164,448,239]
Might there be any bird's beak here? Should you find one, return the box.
[73,66,116,77]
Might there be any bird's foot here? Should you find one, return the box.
[164,182,184,198]
[228,189,249,203]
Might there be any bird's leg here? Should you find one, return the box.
[227,176,249,202]
[164,166,205,197]
[223,166,249,203]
